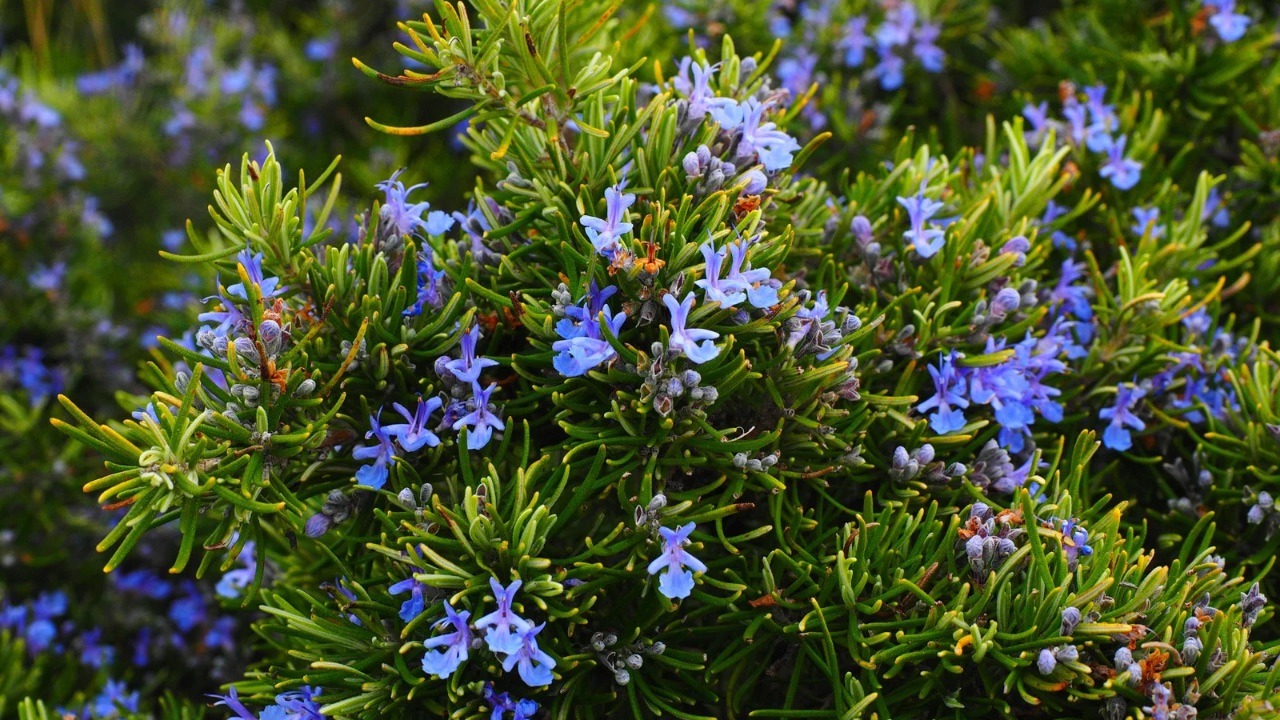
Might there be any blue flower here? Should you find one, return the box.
[1083,85,1117,153]
[916,351,969,434]
[663,293,720,364]
[1058,518,1093,568]
[1206,0,1250,42]
[78,628,114,669]
[453,199,504,264]
[837,16,871,67]
[501,622,556,687]
[647,522,707,600]
[377,169,435,237]
[1022,102,1050,148]
[227,248,283,300]
[209,686,257,720]
[1099,135,1142,190]
[1099,382,1146,451]
[897,185,946,258]
[168,584,207,632]
[581,184,635,260]
[389,575,429,623]
[1130,207,1164,239]
[453,382,505,450]
[475,577,534,655]
[28,261,66,293]
[198,289,250,337]
[672,57,718,121]
[912,21,945,73]
[695,239,747,308]
[353,412,396,489]
[484,684,539,720]
[205,616,237,652]
[1039,200,1076,252]
[216,541,258,599]
[1202,187,1230,228]
[872,51,905,90]
[403,251,449,317]
[1047,259,1094,322]
[421,601,472,678]
[274,686,324,720]
[90,680,140,719]
[385,396,443,452]
[553,284,627,377]
[730,98,802,172]
[726,241,779,308]
[443,326,499,384]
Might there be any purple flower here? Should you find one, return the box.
[90,680,140,718]
[1083,85,1117,153]
[663,293,720,364]
[389,575,428,623]
[1022,102,1050,148]
[673,57,719,121]
[1062,97,1089,146]
[838,16,871,67]
[403,251,449,316]
[484,684,539,720]
[453,382,505,450]
[274,686,324,720]
[227,248,283,300]
[305,36,338,61]
[453,200,503,264]
[500,622,556,687]
[1059,518,1093,569]
[168,584,207,632]
[421,601,472,678]
[553,284,627,377]
[443,326,499,384]
[385,396,443,452]
[647,522,707,600]
[1039,200,1075,252]
[1130,207,1164,238]
[695,240,747,308]
[353,412,396,489]
[872,51,906,91]
[729,98,802,172]
[1099,382,1146,451]
[1207,0,1251,42]
[1099,135,1142,190]
[377,169,435,237]
[916,351,969,434]
[1203,186,1230,227]
[897,185,946,258]
[198,289,249,337]
[1047,259,1094,322]
[581,184,635,260]
[474,578,534,655]
[727,241,779,308]
[912,21,945,73]
[78,628,114,669]
[209,686,257,720]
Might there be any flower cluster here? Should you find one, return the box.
[420,577,555,691]
[1023,83,1144,190]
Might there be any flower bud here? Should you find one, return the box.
[850,215,873,244]
[259,320,282,355]
[305,513,334,538]
[1036,648,1057,675]
[233,336,256,359]
[739,168,767,196]
[294,379,316,397]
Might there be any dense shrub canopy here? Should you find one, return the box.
[3,1,1280,719]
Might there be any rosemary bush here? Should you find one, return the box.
[4,1,1280,719]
